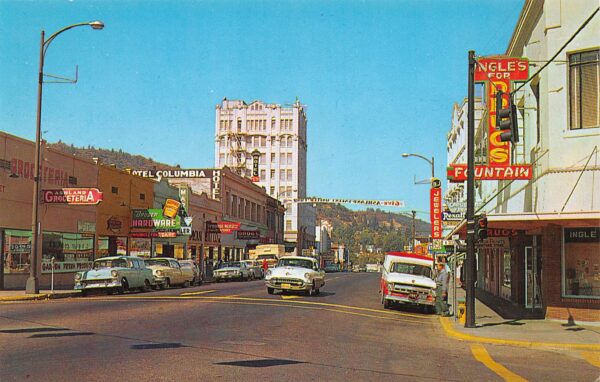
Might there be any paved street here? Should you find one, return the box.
[1,273,598,381]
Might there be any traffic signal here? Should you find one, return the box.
[474,214,488,241]
[495,91,519,143]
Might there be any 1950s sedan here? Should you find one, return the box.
[74,256,154,295]
[264,256,325,296]
[145,258,195,289]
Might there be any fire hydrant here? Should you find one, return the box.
[457,298,466,324]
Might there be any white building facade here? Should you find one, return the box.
[446,0,599,322]
[214,98,316,253]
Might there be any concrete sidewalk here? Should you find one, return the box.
[443,282,600,350]
[0,289,80,302]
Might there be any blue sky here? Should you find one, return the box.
[0,0,524,217]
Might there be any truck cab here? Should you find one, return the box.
[380,252,436,311]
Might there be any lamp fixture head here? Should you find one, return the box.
[401,153,409,157]
[89,21,104,30]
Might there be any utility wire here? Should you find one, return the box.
[513,6,599,93]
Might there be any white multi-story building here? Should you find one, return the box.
[316,219,333,255]
[214,98,316,253]
[446,0,599,322]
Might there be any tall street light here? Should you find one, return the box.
[402,153,435,254]
[26,21,104,294]
[402,153,435,179]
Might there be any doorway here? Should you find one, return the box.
[525,242,542,309]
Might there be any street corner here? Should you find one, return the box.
[437,316,600,351]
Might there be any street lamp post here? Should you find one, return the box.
[401,153,435,179]
[26,21,104,294]
[402,153,435,255]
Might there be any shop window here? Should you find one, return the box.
[563,227,600,298]
[569,50,599,130]
[3,230,96,275]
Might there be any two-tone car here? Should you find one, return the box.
[74,256,154,295]
[144,258,195,289]
[214,262,250,282]
[264,256,325,296]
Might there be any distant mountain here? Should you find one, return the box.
[49,141,431,255]
[316,203,431,254]
[48,141,175,170]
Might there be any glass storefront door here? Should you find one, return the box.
[525,242,542,309]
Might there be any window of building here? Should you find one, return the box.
[270,186,275,195]
[112,186,118,194]
[280,171,286,181]
[237,118,242,132]
[140,193,145,200]
[270,169,275,180]
[569,50,599,130]
[271,153,276,163]
[286,169,292,181]
[260,136,266,147]
[271,118,276,129]
[286,220,292,231]
[562,227,600,298]
[260,169,266,181]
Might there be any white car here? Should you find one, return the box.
[265,256,325,296]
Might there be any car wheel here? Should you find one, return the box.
[80,290,87,297]
[119,278,129,294]
[314,288,320,295]
[383,298,391,309]
[183,280,190,288]
[267,287,274,295]
[142,279,151,292]
[164,278,171,289]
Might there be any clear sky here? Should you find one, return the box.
[0,0,524,217]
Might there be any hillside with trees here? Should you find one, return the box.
[316,203,431,255]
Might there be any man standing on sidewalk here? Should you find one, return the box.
[435,262,450,316]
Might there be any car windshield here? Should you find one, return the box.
[180,263,193,268]
[390,263,432,278]
[257,255,277,260]
[145,259,171,267]
[277,258,314,269]
[218,262,240,269]
[93,259,127,269]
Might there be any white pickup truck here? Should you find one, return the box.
[379,252,436,311]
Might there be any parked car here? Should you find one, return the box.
[324,263,340,273]
[145,258,195,288]
[178,260,202,285]
[214,261,250,282]
[74,256,154,295]
[264,256,325,296]
[242,259,263,279]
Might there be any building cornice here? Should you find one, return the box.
[506,0,544,56]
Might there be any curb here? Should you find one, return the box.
[439,316,600,351]
[0,291,81,302]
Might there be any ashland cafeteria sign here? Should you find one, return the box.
[43,188,103,205]
[447,164,532,182]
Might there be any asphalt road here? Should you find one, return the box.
[0,272,597,381]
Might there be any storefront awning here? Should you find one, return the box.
[445,211,600,239]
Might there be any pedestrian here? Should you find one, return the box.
[435,262,450,316]
[261,258,269,273]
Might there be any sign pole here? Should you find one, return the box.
[465,50,476,328]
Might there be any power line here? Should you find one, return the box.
[513,6,599,93]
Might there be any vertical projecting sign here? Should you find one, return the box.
[251,149,261,182]
[474,57,528,166]
[430,178,442,239]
